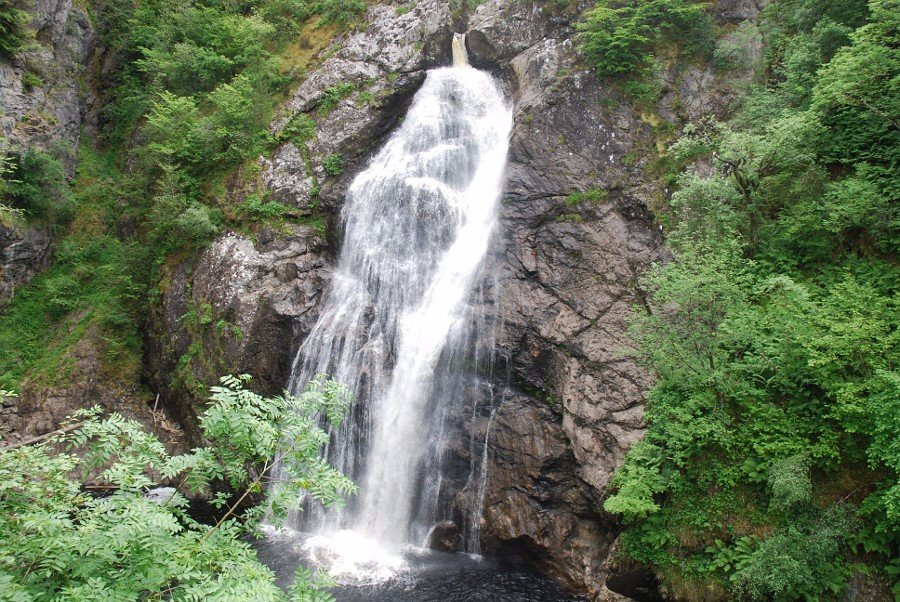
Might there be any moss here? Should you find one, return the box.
[555,212,584,223]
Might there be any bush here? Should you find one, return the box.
[730,510,856,601]
[576,0,713,77]
[323,153,344,176]
[714,22,763,72]
[279,113,317,143]
[3,148,74,224]
[21,71,42,92]
[603,3,899,596]
[0,0,27,57]
[311,0,366,26]
[237,195,289,221]
[147,175,222,251]
[318,82,356,114]
[0,375,355,600]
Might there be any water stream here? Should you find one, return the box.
[270,38,518,587]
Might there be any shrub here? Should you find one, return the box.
[576,0,713,77]
[3,148,74,224]
[280,113,317,143]
[730,510,856,601]
[714,22,763,72]
[21,71,42,92]
[566,187,608,206]
[237,195,289,220]
[767,455,811,512]
[0,375,354,600]
[318,82,356,114]
[0,0,27,57]
[311,0,366,26]
[323,153,344,176]
[603,2,899,597]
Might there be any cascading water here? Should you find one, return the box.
[279,39,512,578]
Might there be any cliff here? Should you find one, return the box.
[3,0,765,595]
[145,0,765,596]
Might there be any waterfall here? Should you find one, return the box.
[452,33,468,67]
[283,57,512,565]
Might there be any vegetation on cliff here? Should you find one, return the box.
[0,375,353,600]
[0,0,27,56]
[0,0,362,390]
[591,0,899,598]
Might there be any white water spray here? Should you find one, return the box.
[282,51,512,575]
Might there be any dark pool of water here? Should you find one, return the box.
[254,531,587,602]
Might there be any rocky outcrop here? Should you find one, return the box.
[145,226,330,443]
[262,0,454,232]
[0,224,52,307]
[0,0,99,304]
[0,0,98,159]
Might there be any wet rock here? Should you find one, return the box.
[427,520,462,552]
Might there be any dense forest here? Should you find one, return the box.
[0,0,897,599]
[589,0,899,599]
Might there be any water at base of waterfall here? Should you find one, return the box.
[254,527,587,602]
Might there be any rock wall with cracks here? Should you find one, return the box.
[147,0,766,596]
[0,0,100,307]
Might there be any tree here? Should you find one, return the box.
[0,375,355,600]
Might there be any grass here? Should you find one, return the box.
[0,147,143,390]
[566,187,608,206]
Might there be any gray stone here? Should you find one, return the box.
[0,225,52,308]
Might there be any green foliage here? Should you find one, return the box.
[318,82,356,115]
[0,151,25,226]
[767,455,811,512]
[95,0,355,263]
[0,0,27,56]
[146,169,222,252]
[21,71,42,92]
[812,0,899,166]
[0,233,143,389]
[605,0,899,597]
[576,0,713,77]
[0,375,353,600]
[714,22,763,72]
[3,148,74,224]
[730,510,856,601]
[310,0,366,26]
[280,114,318,144]
[237,195,289,221]
[322,153,344,176]
[0,146,149,390]
[566,187,608,206]
[144,75,271,177]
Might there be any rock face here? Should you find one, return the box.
[0,0,98,157]
[262,0,454,229]
[0,225,52,307]
[144,0,760,595]
[0,0,99,304]
[146,226,330,444]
